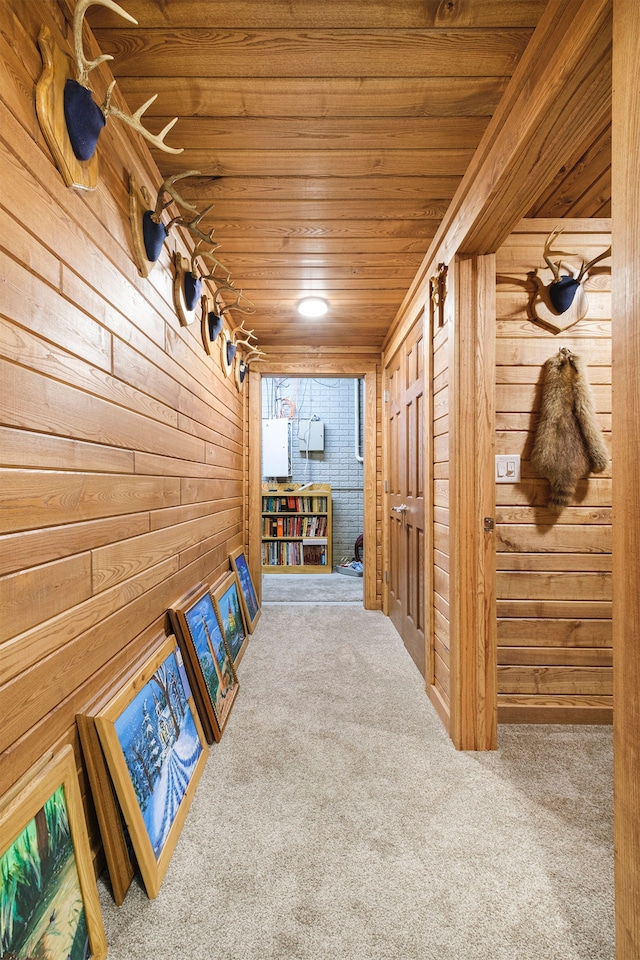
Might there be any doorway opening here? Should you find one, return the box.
[260,376,365,604]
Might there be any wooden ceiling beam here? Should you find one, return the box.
[388,0,612,348]
[445,0,612,256]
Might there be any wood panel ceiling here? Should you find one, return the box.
[88,0,610,348]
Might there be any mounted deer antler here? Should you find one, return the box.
[542,227,611,285]
[214,280,255,317]
[139,171,218,262]
[242,347,267,364]
[65,0,182,160]
[526,228,612,331]
[195,244,232,284]
[575,244,612,283]
[231,320,258,350]
[99,85,182,154]
[72,0,134,88]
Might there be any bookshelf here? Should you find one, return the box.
[261,482,332,573]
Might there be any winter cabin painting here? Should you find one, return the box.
[113,650,202,858]
[94,637,208,898]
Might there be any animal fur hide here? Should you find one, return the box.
[531,348,609,509]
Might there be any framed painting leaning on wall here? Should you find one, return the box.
[229,547,261,633]
[0,745,108,960]
[170,583,240,744]
[212,571,250,667]
[94,635,208,900]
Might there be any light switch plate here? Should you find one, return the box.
[495,454,521,483]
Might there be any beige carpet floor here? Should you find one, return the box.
[98,603,614,960]
[262,572,363,603]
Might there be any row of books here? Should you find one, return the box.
[262,496,328,513]
[262,541,328,566]
[263,515,328,538]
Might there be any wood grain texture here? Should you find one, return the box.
[0,1,246,874]
[495,222,612,726]
[449,254,497,750]
[81,0,608,351]
[612,2,640,954]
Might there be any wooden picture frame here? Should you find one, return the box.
[0,745,107,960]
[229,547,261,633]
[169,583,240,744]
[76,632,165,905]
[94,635,208,899]
[212,571,249,667]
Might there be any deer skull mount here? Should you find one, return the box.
[67,0,183,161]
[527,228,611,332]
[130,172,219,276]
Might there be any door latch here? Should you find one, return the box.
[483,517,495,532]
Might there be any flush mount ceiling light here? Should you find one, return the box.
[297,297,328,318]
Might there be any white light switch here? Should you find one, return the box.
[495,454,521,483]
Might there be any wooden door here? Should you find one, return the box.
[386,322,426,675]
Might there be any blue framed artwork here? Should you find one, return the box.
[170,583,240,744]
[212,572,249,667]
[94,635,208,899]
[229,547,261,633]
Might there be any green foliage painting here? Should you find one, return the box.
[0,786,90,960]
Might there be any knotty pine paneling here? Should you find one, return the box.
[0,0,245,818]
[495,220,612,724]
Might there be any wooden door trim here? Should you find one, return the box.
[449,254,497,751]
[612,2,640,954]
[248,359,379,610]
[423,303,436,712]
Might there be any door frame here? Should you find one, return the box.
[248,357,379,610]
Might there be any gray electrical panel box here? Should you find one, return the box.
[262,419,291,477]
[298,419,325,452]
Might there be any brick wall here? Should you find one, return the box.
[262,377,364,563]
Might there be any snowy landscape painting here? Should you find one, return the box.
[113,651,202,858]
[95,637,208,899]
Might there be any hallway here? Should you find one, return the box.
[98,602,614,960]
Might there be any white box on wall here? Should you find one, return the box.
[262,419,291,477]
[299,419,325,452]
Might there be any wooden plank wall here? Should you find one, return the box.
[0,0,245,842]
[495,219,612,724]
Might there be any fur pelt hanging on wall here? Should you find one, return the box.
[531,347,609,509]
